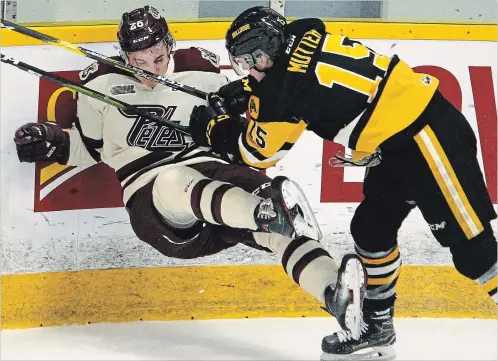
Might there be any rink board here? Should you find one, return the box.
[1,22,496,46]
[0,22,496,329]
[1,264,496,329]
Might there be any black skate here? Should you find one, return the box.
[321,307,397,361]
[254,176,322,240]
[324,254,367,340]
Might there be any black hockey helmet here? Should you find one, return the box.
[225,6,286,75]
[118,5,174,53]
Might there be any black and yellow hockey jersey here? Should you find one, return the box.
[235,18,439,168]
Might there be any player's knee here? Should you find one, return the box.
[450,226,497,280]
[153,166,205,225]
[351,197,413,252]
[155,165,202,190]
[350,205,369,245]
[154,165,210,200]
[350,200,384,249]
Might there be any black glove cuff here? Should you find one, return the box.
[56,131,70,165]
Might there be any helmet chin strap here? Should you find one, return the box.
[251,55,274,75]
[253,64,267,73]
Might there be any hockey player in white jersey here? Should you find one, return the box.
[13,5,367,342]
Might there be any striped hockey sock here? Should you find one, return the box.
[476,262,497,303]
[356,244,401,310]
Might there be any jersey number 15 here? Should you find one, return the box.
[315,34,390,102]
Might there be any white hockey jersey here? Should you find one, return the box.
[65,48,229,207]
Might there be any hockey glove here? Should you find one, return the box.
[216,77,252,115]
[14,122,70,164]
[189,93,245,154]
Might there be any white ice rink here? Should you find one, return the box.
[1,317,496,360]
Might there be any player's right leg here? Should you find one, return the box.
[191,161,368,338]
[408,94,497,307]
[152,163,321,240]
[321,160,414,361]
[253,232,367,338]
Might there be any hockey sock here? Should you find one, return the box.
[253,233,338,303]
[356,244,401,311]
[189,178,261,229]
[476,262,497,303]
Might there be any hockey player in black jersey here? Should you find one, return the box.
[12,5,368,347]
[189,6,498,361]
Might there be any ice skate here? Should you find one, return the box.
[321,307,396,361]
[254,176,322,240]
[323,254,367,340]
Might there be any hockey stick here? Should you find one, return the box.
[0,20,208,100]
[1,53,191,136]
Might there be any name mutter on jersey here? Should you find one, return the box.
[235,18,439,169]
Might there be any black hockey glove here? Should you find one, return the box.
[14,122,70,164]
[216,77,252,115]
[189,93,245,154]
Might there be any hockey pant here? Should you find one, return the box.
[128,161,339,303]
[350,91,497,312]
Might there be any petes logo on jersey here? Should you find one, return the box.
[120,105,191,151]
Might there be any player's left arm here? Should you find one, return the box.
[190,92,308,167]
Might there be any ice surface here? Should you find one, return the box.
[1,317,496,360]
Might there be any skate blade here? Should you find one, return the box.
[320,346,396,361]
[343,258,367,340]
[281,179,323,240]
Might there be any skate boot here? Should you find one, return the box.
[324,254,367,340]
[254,176,322,240]
[321,307,397,361]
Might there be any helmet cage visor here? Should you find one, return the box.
[229,49,271,76]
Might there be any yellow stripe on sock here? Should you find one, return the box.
[482,275,497,294]
[361,246,399,266]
